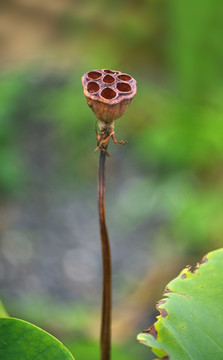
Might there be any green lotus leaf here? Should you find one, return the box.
[0,317,75,360]
[137,248,223,359]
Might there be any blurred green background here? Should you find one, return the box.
[0,0,223,359]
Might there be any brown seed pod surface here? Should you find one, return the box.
[82,69,137,122]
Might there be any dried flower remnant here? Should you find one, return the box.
[82,69,137,154]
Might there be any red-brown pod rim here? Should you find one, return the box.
[101,87,117,100]
[103,69,119,74]
[87,71,102,80]
[117,74,132,81]
[87,81,100,93]
[116,82,132,93]
[103,75,115,84]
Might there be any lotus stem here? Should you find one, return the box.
[98,144,112,360]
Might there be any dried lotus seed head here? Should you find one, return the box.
[81,69,137,122]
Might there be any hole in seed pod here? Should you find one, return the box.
[101,88,117,99]
[103,69,115,74]
[117,82,132,92]
[118,74,132,81]
[88,71,101,80]
[103,75,115,84]
[87,82,100,93]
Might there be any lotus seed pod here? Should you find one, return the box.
[81,69,137,123]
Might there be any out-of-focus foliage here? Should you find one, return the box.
[0,72,26,193]
[65,339,145,360]
[0,300,8,317]
[0,0,223,359]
